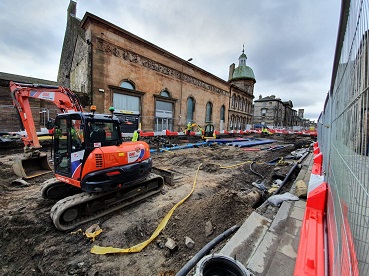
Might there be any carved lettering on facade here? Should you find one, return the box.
[96,38,226,94]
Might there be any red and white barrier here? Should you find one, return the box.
[294,142,326,276]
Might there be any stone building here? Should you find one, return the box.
[228,48,255,130]
[283,99,296,128]
[253,94,300,129]
[0,1,257,134]
[58,1,256,133]
[253,95,285,128]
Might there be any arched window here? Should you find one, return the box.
[186,97,195,124]
[220,105,225,122]
[231,94,236,109]
[205,102,213,123]
[230,115,236,130]
[120,80,135,90]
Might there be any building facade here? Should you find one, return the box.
[253,95,285,128]
[253,94,313,129]
[228,49,255,130]
[58,1,256,133]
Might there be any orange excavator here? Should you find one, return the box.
[10,81,164,231]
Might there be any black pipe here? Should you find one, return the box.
[256,150,310,212]
[273,150,309,196]
[249,161,264,179]
[175,225,240,276]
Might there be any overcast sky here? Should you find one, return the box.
[0,0,341,122]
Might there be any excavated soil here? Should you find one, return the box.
[0,134,313,276]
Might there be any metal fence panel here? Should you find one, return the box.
[318,0,369,274]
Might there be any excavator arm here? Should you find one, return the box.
[9,81,84,178]
[10,81,83,148]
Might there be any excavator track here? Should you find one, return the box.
[50,173,164,231]
[41,178,81,200]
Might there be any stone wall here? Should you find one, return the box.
[77,15,231,132]
[57,0,85,88]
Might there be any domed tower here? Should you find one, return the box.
[228,46,256,130]
[228,46,256,92]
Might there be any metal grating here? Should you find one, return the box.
[318,0,369,274]
[95,153,103,168]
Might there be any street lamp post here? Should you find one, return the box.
[178,58,193,131]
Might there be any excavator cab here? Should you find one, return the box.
[203,124,216,140]
[53,112,123,180]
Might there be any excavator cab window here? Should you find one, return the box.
[54,117,70,175]
[54,113,86,177]
[86,120,121,147]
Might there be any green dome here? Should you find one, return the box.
[239,52,247,59]
[232,65,255,80]
[231,49,255,81]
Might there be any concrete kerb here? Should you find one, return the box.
[218,152,313,275]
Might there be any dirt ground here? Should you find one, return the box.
[0,134,313,276]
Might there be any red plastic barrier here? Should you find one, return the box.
[308,131,317,137]
[165,130,179,136]
[311,152,323,176]
[294,182,327,276]
[313,142,319,149]
[139,131,154,137]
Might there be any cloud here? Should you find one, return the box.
[0,0,341,121]
[0,0,67,80]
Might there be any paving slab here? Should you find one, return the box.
[218,152,314,275]
[246,231,279,275]
[219,212,272,265]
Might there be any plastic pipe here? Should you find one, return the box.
[256,150,310,212]
[175,225,240,276]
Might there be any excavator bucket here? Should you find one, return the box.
[12,154,52,179]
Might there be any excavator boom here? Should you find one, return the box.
[9,81,84,178]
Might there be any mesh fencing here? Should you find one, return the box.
[318,0,369,274]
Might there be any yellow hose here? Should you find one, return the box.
[219,160,252,169]
[90,163,203,255]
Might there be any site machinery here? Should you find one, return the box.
[10,81,164,231]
